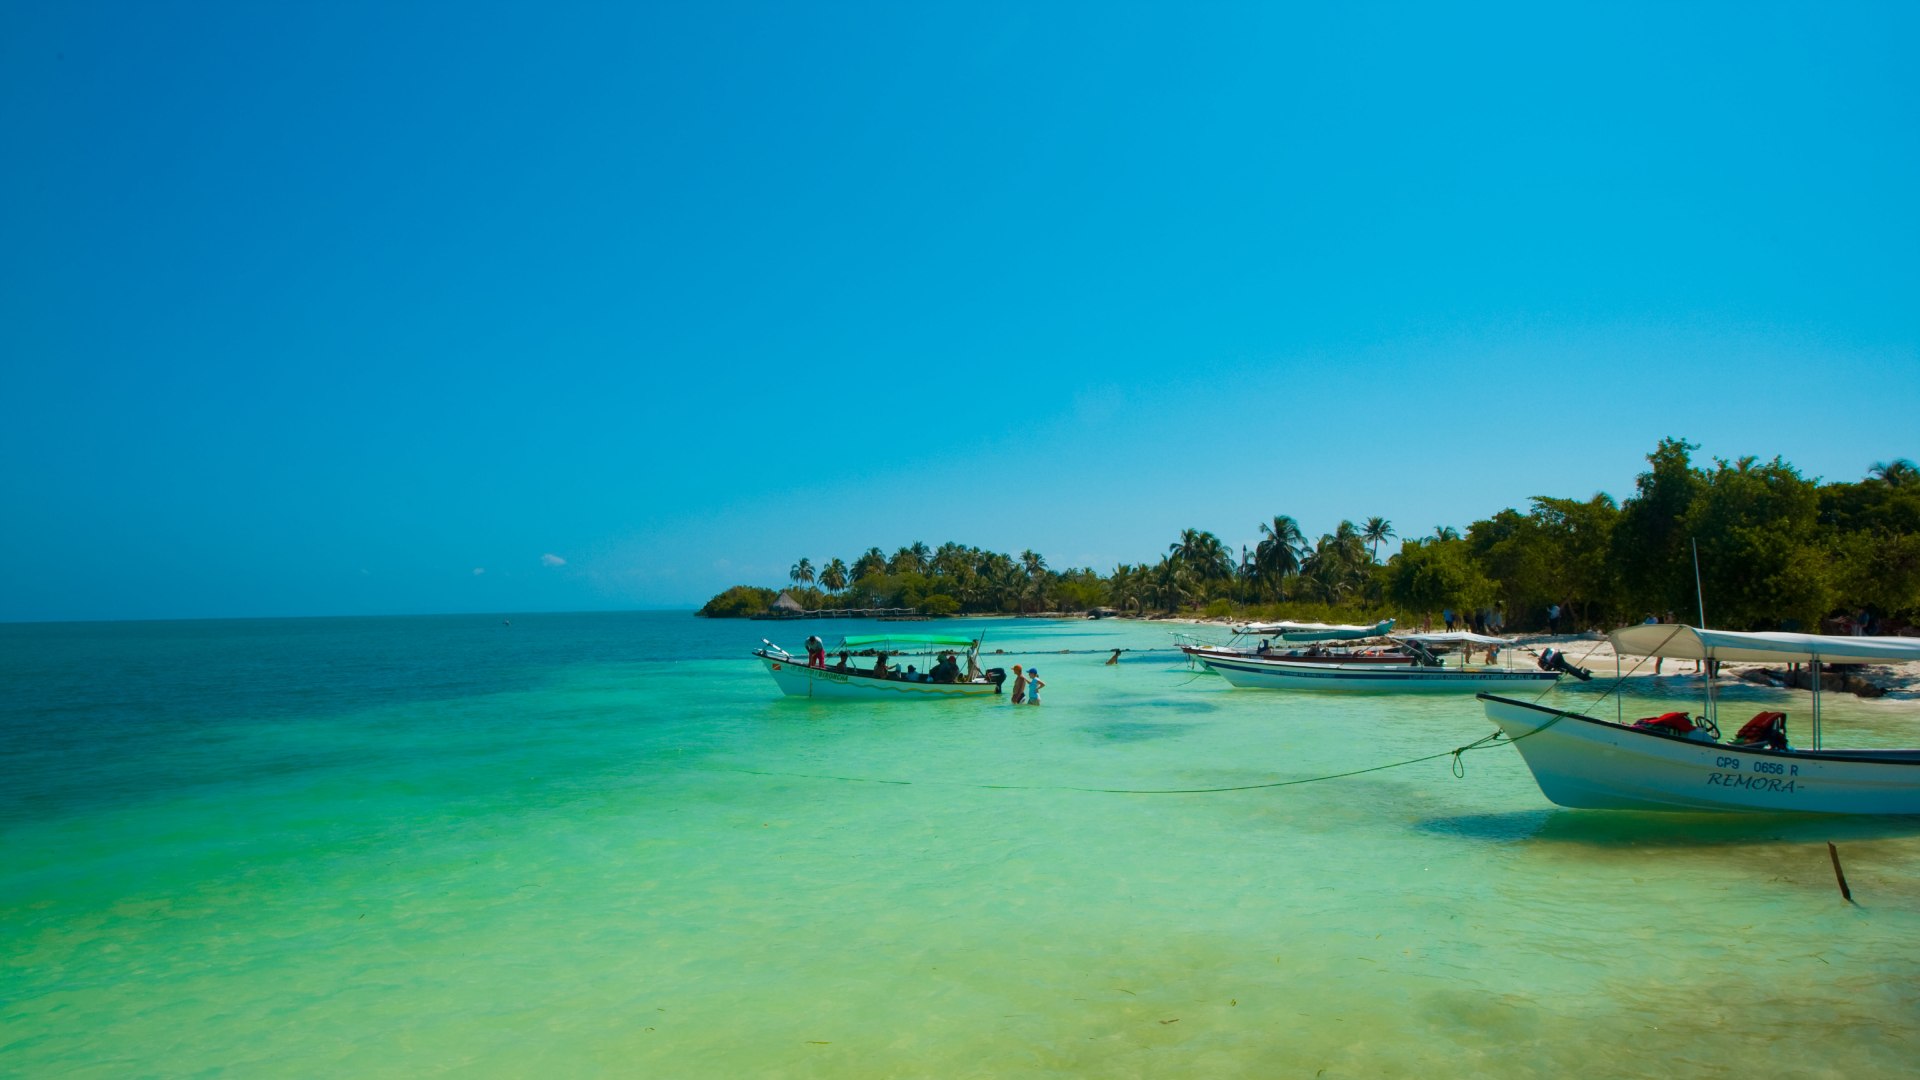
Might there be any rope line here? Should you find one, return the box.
[718,730,1514,795]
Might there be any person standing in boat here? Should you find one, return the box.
[1010,664,1027,704]
[805,635,826,669]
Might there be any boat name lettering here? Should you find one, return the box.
[1705,772,1797,795]
[1714,755,1742,770]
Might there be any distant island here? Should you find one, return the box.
[700,439,1919,636]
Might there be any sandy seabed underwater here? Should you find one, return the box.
[5,612,1919,1078]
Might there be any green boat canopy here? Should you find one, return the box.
[835,633,979,652]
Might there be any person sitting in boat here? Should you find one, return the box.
[1256,639,1272,655]
[929,653,961,683]
[871,652,890,678]
[805,635,826,669]
[833,650,851,672]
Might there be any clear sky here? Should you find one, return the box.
[3,2,1916,621]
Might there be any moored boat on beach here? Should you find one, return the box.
[1201,652,1561,692]
[1199,632,1559,693]
[1177,618,1411,665]
[754,633,1005,699]
[1479,624,1920,814]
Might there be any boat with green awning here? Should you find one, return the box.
[753,632,1007,700]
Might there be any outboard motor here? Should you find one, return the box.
[1403,639,1443,667]
[984,667,1007,693]
[1537,648,1592,682]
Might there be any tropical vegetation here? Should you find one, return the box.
[698,440,1920,633]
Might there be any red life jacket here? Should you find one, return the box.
[1734,711,1789,749]
[1631,711,1696,736]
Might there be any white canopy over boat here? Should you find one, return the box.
[1232,618,1395,642]
[1392,631,1516,647]
[1610,625,1920,665]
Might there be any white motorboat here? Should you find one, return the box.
[1479,624,1920,814]
[1199,633,1560,694]
[754,633,1005,700]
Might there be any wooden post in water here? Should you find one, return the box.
[1827,842,1853,902]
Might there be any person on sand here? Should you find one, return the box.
[1026,666,1044,704]
[1547,604,1561,635]
[1010,664,1027,704]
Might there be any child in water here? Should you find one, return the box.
[1009,664,1027,704]
[1026,667,1043,704]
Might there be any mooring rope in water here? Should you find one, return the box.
[718,729,1516,795]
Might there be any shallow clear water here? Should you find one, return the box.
[5,613,1919,1077]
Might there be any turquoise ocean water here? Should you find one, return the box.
[5,612,1920,1077]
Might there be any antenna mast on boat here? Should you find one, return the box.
[1691,536,1719,725]
[1691,537,1706,629]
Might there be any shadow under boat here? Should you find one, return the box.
[1415,807,1920,849]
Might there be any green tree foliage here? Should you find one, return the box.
[699,442,1920,627]
[1684,456,1830,630]
[1468,495,1618,629]
[1385,537,1493,616]
[1609,437,1706,619]
[697,585,776,618]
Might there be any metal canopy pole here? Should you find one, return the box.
[1811,651,1823,750]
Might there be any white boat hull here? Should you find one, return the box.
[1200,654,1559,693]
[758,655,1001,700]
[1480,693,1920,814]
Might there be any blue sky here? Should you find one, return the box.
[3,2,1916,621]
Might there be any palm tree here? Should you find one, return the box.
[1107,563,1147,613]
[1152,557,1198,611]
[1362,516,1395,562]
[931,542,969,579]
[1432,525,1461,542]
[1331,520,1367,566]
[1253,515,1308,597]
[819,558,848,593]
[1870,459,1919,487]
[851,547,886,580]
[789,557,814,588]
[1020,549,1049,578]
[1168,529,1232,580]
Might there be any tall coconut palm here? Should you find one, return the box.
[1432,525,1461,542]
[1020,549,1049,579]
[1362,516,1396,562]
[1168,529,1233,580]
[1870,458,1919,487]
[1253,515,1308,597]
[851,547,886,580]
[1152,556,1198,611]
[819,558,848,594]
[789,557,814,588]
